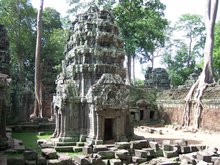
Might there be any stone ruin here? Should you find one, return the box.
[52,6,132,144]
[0,24,10,145]
[0,24,10,75]
[145,67,170,89]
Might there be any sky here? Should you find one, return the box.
[30,0,220,79]
[31,0,220,22]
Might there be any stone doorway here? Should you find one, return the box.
[104,118,114,141]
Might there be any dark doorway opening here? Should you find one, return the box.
[140,110,144,120]
[104,118,113,140]
[150,111,155,120]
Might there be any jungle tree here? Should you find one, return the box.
[31,0,44,119]
[183,0,219,130]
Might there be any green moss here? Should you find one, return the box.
[12,131,52,154]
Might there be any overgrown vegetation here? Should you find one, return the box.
[12,131,52,154]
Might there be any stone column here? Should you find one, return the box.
[52,107,59,138]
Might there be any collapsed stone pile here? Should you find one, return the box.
[34,137,220,165]
[145,67,170,90]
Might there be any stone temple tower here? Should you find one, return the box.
[53,6,132,144]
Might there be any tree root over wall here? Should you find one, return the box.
[182,75,216,131]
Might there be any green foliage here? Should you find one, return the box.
[162,14,205,87]
[213,21,220,80]
[134,79,145,87]
[129,86,157,107]
[113,0,168,60]
[0,0,67,115]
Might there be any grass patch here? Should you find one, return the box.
[4,152,23,158]
[12,131,52,154]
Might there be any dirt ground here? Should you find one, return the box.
[134,125,220,148]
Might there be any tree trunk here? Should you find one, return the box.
[132,56,135,84]
[126,54,132,85]
[182,0,218,130]
[30,0,44,119]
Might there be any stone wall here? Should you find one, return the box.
[0,24,10,141]
[157,86,220,131]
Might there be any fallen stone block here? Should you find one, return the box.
[130,140,149,149]
[74,155,90,165]
[76,142,85,147]
[159,161,179,165]
[88,156,102,164]
[93,145,108,153]
[73,146,83,152]
[25,160,36,165]
[197,160,213,165]
[97,151,115,159]
[58,155,72,165]
[162,144,173,151]
[41,148,58,159]
[155,148,164,157]
[149,141,159,150]
[212,157,220,163]
[214,159,220,165]
[46,159,62,165]
[37,156,46,165]
[132,156,147,164]
[59,137,77,142]
[163,150,178,158]
[83,146,93,155]
[189,145,206,152]
[135,148,155,158]
[197,151,212,163]
[23,150,38,161]
[39,141,54,149]
[110,159,122,165]
[54,146,74,152]
[135,149,149,158]
[115,142,130,149]
[180,153,197,165]
[38,132,45,136]
[7,157,25,165]
[175,139,188,146]
[205,147,218,156]
[142,148,155,157]
[115,149,131,160]
[56,142,76,146]
[37,139,47,146]
[181,146,191,154]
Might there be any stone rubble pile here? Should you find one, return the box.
[30,138,220,165]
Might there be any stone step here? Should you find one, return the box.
[13,139,25,152]
[54,146,75,152]
[56,142,76,146]
[76,142,85,147]
[73,146,83,152]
